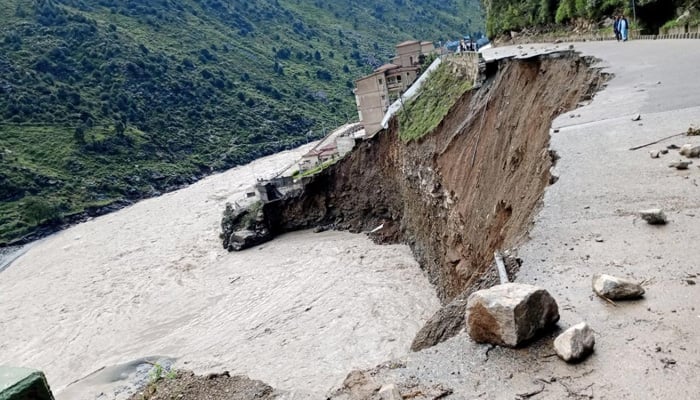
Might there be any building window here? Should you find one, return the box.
[378,78,383,85]
[397,75,402,82]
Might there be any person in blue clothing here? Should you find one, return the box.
[613,15,621,41]
[619,14,630,41]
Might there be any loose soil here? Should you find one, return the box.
[264,51,604,349]
[130,371,277,400]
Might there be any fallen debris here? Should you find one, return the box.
[129,370,277,400]
[668,160,692,170]
[679,144,700,157]
[516,383,545,399]
[649,150,660,158]
[553,322,595,363]
[592,274,645,300]
[632,113,642,121]
[629,133,684,151]
[660,148,669,154]
[378,383,402,400]
[639,208,667,225]
[466,283,559,347]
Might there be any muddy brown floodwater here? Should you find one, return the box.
[0,144,440,399]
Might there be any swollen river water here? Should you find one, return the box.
[0,145,440,399]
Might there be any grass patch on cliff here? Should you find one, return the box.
[397,62,472,142]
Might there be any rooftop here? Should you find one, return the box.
[374,63,400,73]
[396,40,419,47]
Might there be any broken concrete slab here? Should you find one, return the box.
[639,209,667,225]
[466,283,559,347]
[592,274,645,300]
[553,322,595,363]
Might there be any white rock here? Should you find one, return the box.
[649,150,660,158]
[592,274,645,300]
[679,144,693,156]
[378,383,402,400]
[554,322,595,362]
[639,208,667,225]
[632,113,642,121]
[689,146,700,158]
[466,283,559,347]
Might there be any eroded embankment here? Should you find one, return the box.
[258,52,603,348]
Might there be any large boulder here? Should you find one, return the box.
[411,255,522,351]
[221,202,273,251]
[592,274,645,300]
[466,283,559,347]
[553,322,595,363]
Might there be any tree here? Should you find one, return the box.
[74,125,86,144]
[23,197,61,225]
[115,120,126,136]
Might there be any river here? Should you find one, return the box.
[0,144,440,399]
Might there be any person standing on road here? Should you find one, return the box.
[619,14,630,41]
[613,15,621,41]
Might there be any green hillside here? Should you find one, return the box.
[483,0,699,37]
[0,0,483,244]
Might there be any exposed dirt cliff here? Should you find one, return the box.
[225,51,604,349]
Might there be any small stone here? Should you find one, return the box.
[687,279,696,285]
[592,274,645,300]
[639,208,667,225]
[595,238,604,243]
[680,144,700,158]
[632,113,642,121]
[553,322,595,363]
[667,144,680,150]
[378,383,402,400]
[680,144,693,156]
[668,160,692,170]
[660,149,669,154]
[649,150,660,158]
[466,283,559,347]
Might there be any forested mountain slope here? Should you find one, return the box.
[0,0,483,244]
[483,0,699,36]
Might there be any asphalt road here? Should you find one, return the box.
[363,39,700,399]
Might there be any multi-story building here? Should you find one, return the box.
[354,40,436,137]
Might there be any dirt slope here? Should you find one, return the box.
[266,53,603,349]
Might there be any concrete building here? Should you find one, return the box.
[392,40,435,67]
[355,40,436,137]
